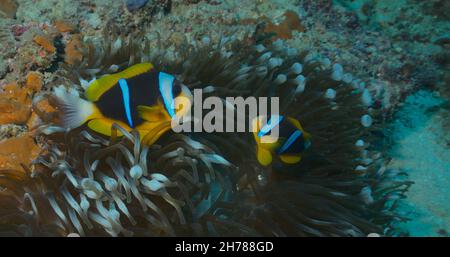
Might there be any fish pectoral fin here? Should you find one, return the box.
[140,121,172,146]
[279,154,302,164]
[257,147,273,166]
[137,105,170,122]
[87,118,130,137]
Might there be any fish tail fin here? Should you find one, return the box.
[53,85,99,129]
[279,154,302,164]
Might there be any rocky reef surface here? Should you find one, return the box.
[0,0,448,236]
[387,90,449,236]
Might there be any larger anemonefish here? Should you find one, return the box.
[53,63,192,145]
[252,115,312,166]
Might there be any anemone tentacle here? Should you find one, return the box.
[0,32,409,236]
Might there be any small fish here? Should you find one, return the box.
[53,63,192,145]
[252,115,311,166]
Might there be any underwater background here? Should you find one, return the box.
[0,0,448,237]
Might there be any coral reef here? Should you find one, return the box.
[0,0,18,19]
[0,82,31,125]
[387,90,450,236]
[0,133,40,171]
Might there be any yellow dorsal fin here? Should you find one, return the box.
[287,117,311,139]
[84,74,119,101]
[85,63,154,101]
[287,117,304,131]
[279,154,302,164]
[119,62,154,78]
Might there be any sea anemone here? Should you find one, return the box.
[0,30,410,236]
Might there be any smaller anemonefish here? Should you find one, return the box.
[252,115,311,166]
[53,63,192,146]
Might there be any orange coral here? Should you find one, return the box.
[0,83,32,125]
[26,112,41,129]
[0,75,48,172]
[32,97,59,125]
[54,20,75,33]
[33,35,56,54]
[25,72,43,94]
[263,11,305,40]
[242,10,305,40]
[0,99,31,125]
[0,133,40,172]
[0,72,56,128]
[65,34,83,65]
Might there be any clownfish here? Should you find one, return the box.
[252,115,311,166]
[53,63,192,145]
